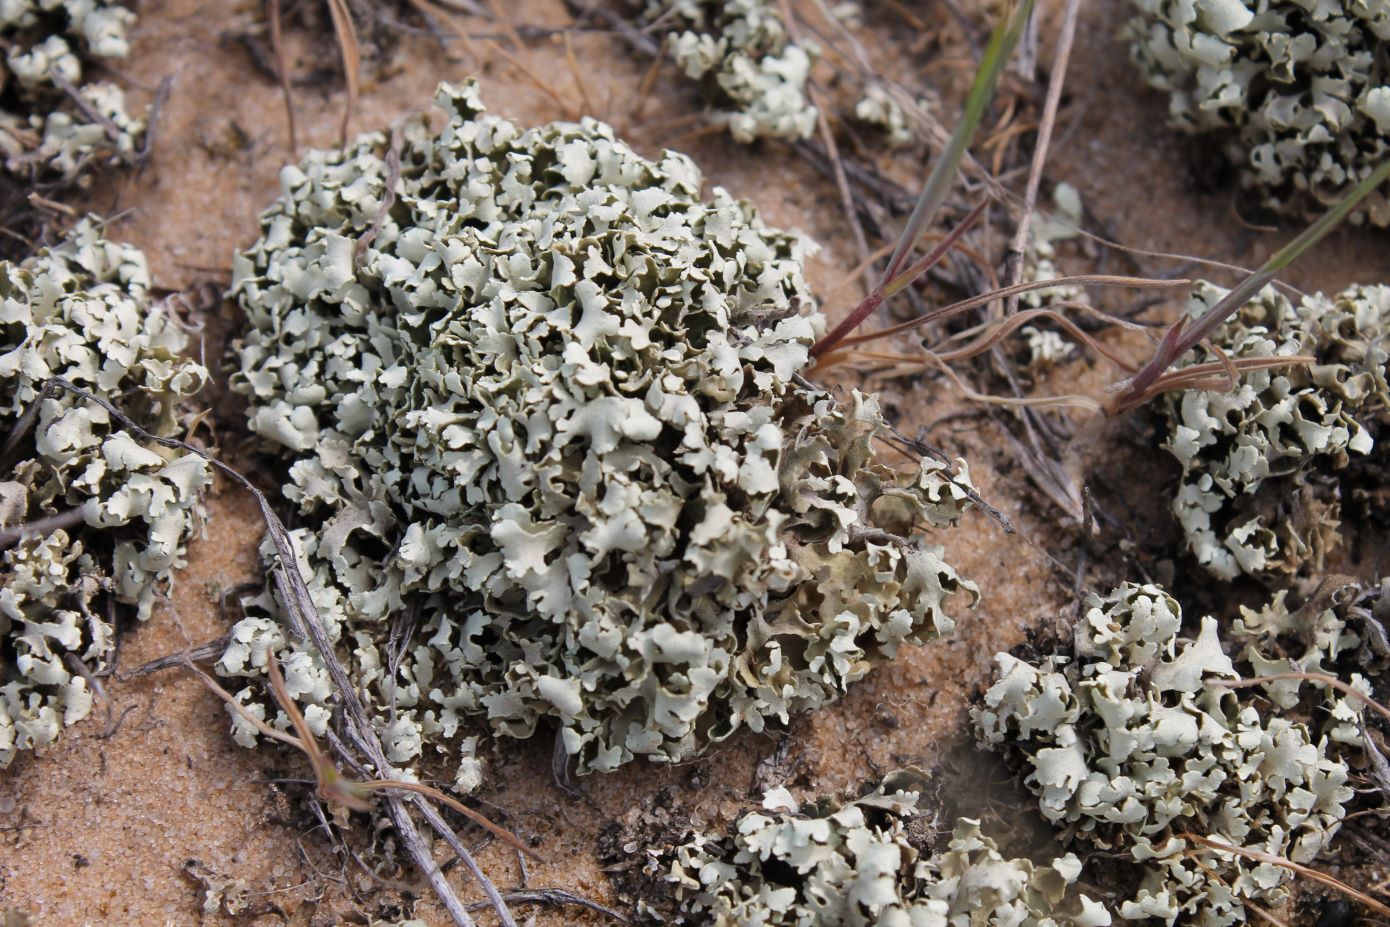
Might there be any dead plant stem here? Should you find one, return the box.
[1002,0,1081,315]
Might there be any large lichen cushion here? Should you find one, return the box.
[974,582,1368,926]
[1159,280,1389,581]
[222,81,977,780]
[1128,0,1390,225]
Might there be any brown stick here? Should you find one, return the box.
[776,0,872,292]
[0,507,86,548]
[1001,0,1081,315]
[1210,672,1390,724]
[42,377,498,927]
[1179,832,1390,919]
[833,274,1189,349]
[326,0,361,146]
[266,0,297,152]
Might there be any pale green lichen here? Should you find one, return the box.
[646,0,818,142]
[222,80,977,784]
[664,782,1111,926]
[0,220,211,766]
[1127,0,1390,225]
[853,84,915,148]
[1020,183,1088,312]
[1159,280,1390,580]
[1010,183,1088,374]
[974,581,1372,926]
[0,0,146,182]
[1230,577,1389,744]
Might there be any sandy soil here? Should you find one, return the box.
[2,1,1387,925]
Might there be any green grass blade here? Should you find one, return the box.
[1169,158,1390,361]
[1115,158,1390,410]
[879,0,1035,289]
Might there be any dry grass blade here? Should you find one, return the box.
[326,0,361,146]
[407,0,481,58]
[263,645,373,812]
[809,1,1034,360]
[775,0,871,286]
[50,75,136,165]
[266,0,297,151]
[185,659,307,750]
[880,0,1034,287]
[863,305,1141,371]
[828,275,1189,352]
[1179,832,1390,919]
[357,779,542,861]
[354,123,402,264]
[261,647,543,859]
[901,349,1101,412]
[1002,0,1080,315]
[1111,158,1390,414]
[1210,672,1390,724]
[1133,354,1315,399]
[813,201,988,359]
[0,506,86,548]
[466,888,629,921]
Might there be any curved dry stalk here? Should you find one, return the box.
[182,658,306,751]
[42,377,506,927]
[822,240,898,305]
[259,648,544,860]
[827,275,1189,353]
[466,888,629,922]
[813,201,988,358]
[0,506,86,549]
[927,305,1140,370]
[1185,853,1291,927]
[775,0,870,284]
[266,0,296,151]
[1002,0,1081,315]
[325,0,361,146]
[839,306,1136,376]
[356,779,544,862]
[1179,832,1390,919]
[1111,355,1316,411]
[1211,672,1390,724]
[894,348,1102,412]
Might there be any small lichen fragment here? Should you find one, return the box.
[0,220,210,767]
[645,0,818,142]
[1158,280,1390,580]
[853,84,916,148]
[974,581,1370,927]
[1126,0,1390,225]
[664,782,1110,925]
[0,1,146,183]
[223,80,977,782]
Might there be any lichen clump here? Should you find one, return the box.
[0,221,210,766]
[665,783,1112,926]
[646,0,818,142]
[0,0,146,182]
[1127,0,1390,225]
[973,582,1373,926]
[223,80,977,781]
[1160,281,1390,580]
